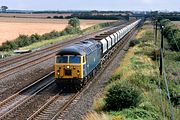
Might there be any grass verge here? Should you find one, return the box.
[84,21,180,120]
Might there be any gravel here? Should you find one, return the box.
[2,83,59,120]
[0,57,54,101]
[0,24,127,102]
[0,23,138,120]
[58,39,130,120]
[58,29,139,120]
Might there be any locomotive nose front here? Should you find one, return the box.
[55,55,83,79]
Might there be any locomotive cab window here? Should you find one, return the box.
[56,56,68,63]
[69,56,81,63]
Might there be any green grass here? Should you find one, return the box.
[90,21,180,120]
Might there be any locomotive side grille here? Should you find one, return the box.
[65,69,72,76]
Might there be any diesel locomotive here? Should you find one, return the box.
[54,19,141,89]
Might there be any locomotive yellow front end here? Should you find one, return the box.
[55,55,83,79]
[54,54,85,89]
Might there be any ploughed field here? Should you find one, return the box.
[0,17,115,45]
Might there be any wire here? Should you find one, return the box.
[155,25,176,120]
[161,51,175,120]
[154,28,166,119]
[156,54,166,120]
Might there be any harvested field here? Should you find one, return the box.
[0,13,72,18]
[0,17,115,45]
[172,21,180,28]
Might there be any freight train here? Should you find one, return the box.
[54,19,141,90]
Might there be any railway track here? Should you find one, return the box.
[53,22,141,120]
[27,22,141,120]
[0,22,124,68]
[0,22,140,120]
[27,92,78,120]
[0,22,128,80]
[0,72,55,120]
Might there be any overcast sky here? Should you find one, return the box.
[0,0,179,11]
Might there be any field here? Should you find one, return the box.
[0,13,72,18]
[0,17,115,45]
[172,21,180,28]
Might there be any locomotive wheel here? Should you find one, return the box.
[75,83,83,91]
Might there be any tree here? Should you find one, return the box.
[1,6,8,13]
[68,17,80,28]
[65,17,81,34]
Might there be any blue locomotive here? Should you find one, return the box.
[54,20,141,89]
[55,39,101,89]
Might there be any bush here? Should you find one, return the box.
[121,102,159,120]
[160,19,180,51]
[68,17,80,28]
[105,83,141,111]
[15,35,30,47]
[53,16,63,19]
[30,34,41,42]
[64,25,80,34]
[168,84,180,106]
[129,39,140,47]
[49,30,61,37]
[1,40,18,50]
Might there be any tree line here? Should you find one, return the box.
[47,12,129,20]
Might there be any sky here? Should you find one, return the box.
[0,0,179,11]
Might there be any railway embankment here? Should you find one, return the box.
[84,21,179,120]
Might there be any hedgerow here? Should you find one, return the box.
[160,19,180,51]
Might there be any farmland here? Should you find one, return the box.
[172,21,180,28]
[0,13,72,18]
[0,17,115,45]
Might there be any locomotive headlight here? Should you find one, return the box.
[57,69,60,75]
[77,70,80,75]
[67,66,70,69]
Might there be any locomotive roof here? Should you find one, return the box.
[56,39,99,56]
[56,46,85,55]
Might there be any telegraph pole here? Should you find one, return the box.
[160,26,164,75]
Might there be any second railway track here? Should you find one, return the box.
[0,22,128,80]
[0,72,55,119]
[0,21,140,120]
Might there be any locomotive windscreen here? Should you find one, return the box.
[69,56,81,63]
[56,56,68,63]
[56,55,81,63]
